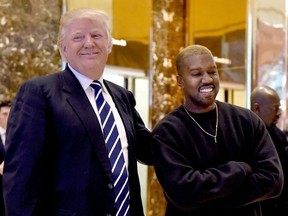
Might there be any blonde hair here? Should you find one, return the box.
[57,8,112,54]
[176,45,213,74]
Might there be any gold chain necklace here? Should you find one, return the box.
[183,103,218,143]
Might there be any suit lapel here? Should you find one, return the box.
[0,138,5,161]
[60,68,114,181]
[104,81,134,146]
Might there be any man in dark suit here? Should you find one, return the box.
[0,100,11,216]
[251,85,288,216]
[3,8,153,216]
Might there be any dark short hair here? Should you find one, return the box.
[0,100,11,108]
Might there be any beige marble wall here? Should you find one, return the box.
[147,0,185,215]
[0,0,62,100]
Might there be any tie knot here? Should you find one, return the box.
[90,80,102,93]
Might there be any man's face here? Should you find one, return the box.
[0,106,10,129]
[258,101,281,127]
[61,18,111,76]
[177,54,220,111]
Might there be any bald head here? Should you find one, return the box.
[250,86,281,127]
[251,86,280,108]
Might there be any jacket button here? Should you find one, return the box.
[108,183,113,189]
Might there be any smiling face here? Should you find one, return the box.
[60,18,112,80]
[177,53,220,113]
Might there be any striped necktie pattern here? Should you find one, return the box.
[91,81,130,216]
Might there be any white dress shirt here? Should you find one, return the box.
[68,64,129,168]
[0,127,5,145]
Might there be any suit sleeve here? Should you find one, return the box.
[127,91,153,165]
[3,80,54,216]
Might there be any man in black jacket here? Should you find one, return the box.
[251,85,288,216]
[152,45,283,216]
[0,100,11,216]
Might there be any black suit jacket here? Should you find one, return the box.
[0,138,5,216]
[261,126,288,216]
[3,67,153,216]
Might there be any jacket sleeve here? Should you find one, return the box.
[3,80,54,216]
[220,116,284,207]
[127,90,153,165]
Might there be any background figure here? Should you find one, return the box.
[152,44,283,216]
[3,8,153,216]
[251,85,288,216]
[0,100,11,216]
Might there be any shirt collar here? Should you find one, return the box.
[68,64,107,93]
[0,127,5,136]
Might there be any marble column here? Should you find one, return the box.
[147,0,186,215]
[0,0,62,100]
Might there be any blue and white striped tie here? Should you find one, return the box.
[91,81,130,216]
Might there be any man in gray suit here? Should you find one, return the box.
[3,8,153,216]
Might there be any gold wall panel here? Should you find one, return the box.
[187,0,246,38]
[107,0,152,71]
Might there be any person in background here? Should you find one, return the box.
[0,100,11,174]
[251,85,288,216]
[0,100,11,216]
[3,8,153,216]
[152,44,283,216]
